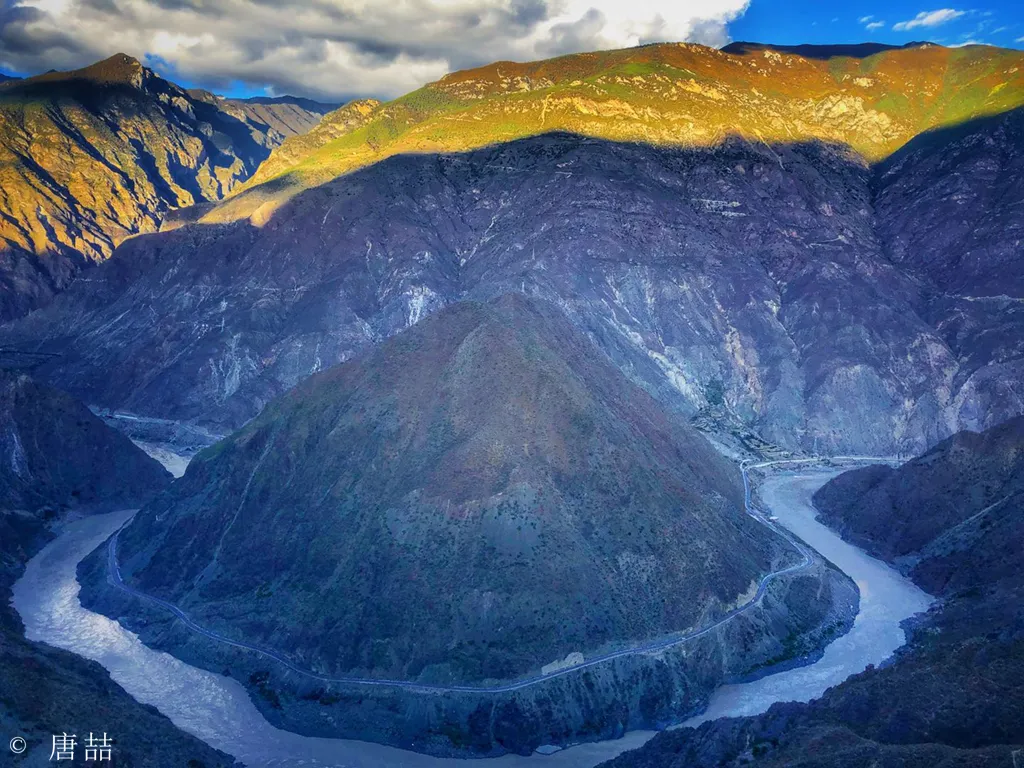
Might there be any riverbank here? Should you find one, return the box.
[12,470,927,766]
[683,471,933,727]
[1,508,235,766]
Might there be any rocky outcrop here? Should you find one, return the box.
[0,54,332,320]
[79,294,856,754]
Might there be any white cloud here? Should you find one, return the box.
[1017,36,1024,43]
[893,9,966,32]
[866,21,886,30]
[0,0,752,100]
[859,15,874,23]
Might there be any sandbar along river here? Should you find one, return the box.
[12,470,932,767]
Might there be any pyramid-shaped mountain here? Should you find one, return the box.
[111,294,779,683]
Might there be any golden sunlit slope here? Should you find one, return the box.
[241,98,381,188]
[209,41,1024,225]
[0,54,331,320]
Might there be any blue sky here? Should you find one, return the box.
[1,0,1022,100]
[731,1,1023,48]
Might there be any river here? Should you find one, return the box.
[11,470,932,767]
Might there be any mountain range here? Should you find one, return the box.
[206,41,1024,223]
[2,37,1024,762]
[0,53,334,320]
[3,43,1023,452]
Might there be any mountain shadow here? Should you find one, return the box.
[4,126,1022,455]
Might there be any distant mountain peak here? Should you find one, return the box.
[0,52,338,321]
[25,52,153,90]
[80,53,147,86]
[720,40,939,60]
[235,94,341,111]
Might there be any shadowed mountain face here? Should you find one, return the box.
[599,416,1024,768]
[110,294,777,683]
[814,416,1024,593]
[5,119,1022,453]
[222,95,338,139]
[872,109,1024,433]
[720,41,933,61]
[0,54,332,321]
[0,370,170,512]
[876,108,1024,299]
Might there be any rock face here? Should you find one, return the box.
[872,109,1024,437]
[0,54,332,320]
[0,370,170,512]
[80,294,857,754]
[5,114,1022,453]
[599,416,1024,768]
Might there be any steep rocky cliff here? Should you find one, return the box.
[599,417,1024,768]
[0,54,331,320]
[873,108,1024,435]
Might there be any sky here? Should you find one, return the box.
[1,0,1022,102]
